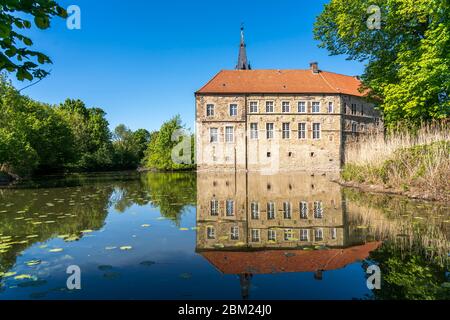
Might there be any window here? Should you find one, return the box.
[229,104,238,116]
[298,101,306,113]
[268,229,277,242]
[206,104,214,117]
[328,102,334,113]
[351,103,357,115]
[267,202,275,220]
[282,123,290,139]
[207,226,216,239]
[249,101,258,113]
[226,200,234,216]
[352,122,358,133]
[225,126,234,143]
[331,228,337,240]
[210,200,219,216]
[266,123,274,139]
[300,201,308,219]
[282,101,290,113]
[231,226,239,240]
[210,128,218,143]
[283,202,292,219]
[250,123,258,139]
[312,102,320,113]
[266,101,274,113]
[312,123,321,140]
[300,229,309,241]
[284,229,294,241]
[315,228,324,241]
[251,202,259,220]
[251,229,260,242]
[298,123,306,140]
[361,104,364,116]
[375,118,380,126]
[313,201,323,219]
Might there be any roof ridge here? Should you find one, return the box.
[319,71,340,94]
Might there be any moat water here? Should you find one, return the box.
[0,172,448,300]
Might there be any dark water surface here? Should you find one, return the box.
[0,172,448,300]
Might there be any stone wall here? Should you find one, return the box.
[196,93,382,172]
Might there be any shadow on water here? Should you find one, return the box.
[0,171,448,299]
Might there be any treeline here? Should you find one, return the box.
[0,76,194,179]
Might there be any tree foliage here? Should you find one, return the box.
[143,115,195,171]
[0,76,154,178]
[0,0,67,81]
[314,0,450,127]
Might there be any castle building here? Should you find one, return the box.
[195,27,382,172]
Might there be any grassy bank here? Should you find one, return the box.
[342,125,450,202]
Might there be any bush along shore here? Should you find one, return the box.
[341,124,450,202]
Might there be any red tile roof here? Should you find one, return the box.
[199,242,381,274]
[196,69,366,97]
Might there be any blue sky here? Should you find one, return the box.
[11,0,365,132]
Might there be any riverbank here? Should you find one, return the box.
[341,125,449,203]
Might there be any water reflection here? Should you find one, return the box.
[196,172,449,299]
[0,171,448,299]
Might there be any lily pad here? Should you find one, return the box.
[49,248,63,253]
[140,261,156,267]
[119,246,132,251]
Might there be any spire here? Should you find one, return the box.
[236,24,251,70]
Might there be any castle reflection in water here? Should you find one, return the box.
[195,172,381,299]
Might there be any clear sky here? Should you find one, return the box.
[11,0,365,132]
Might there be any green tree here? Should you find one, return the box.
[143,115,194,171]
[0,0,67,81]
[112,124,149,169]
[0,75,74,175]
[314,0,450,127]
[57,99,113,171]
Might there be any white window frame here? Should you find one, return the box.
[268,229,277,242]
[283,202,292,219]
[249,101,258,113]
[251,202,260,220]
[282,101,290,113]
[210,199,219,216]
[210,128,218,143]
[250,123,258,139]
[298,122,306,140]
[300,201,308,219]
[331,228,337,240]
[312,101,321,113]
[312,123,321,140]
[284,229,294,241]
[226,199,234,216]
[225,126,234,143]
[298,101,306,113]
[313,201,323,219]
[266,101,274,113]
[206,104,215,117]
[231,226,239,240]
[300,229,309,242]
[282,123,290,139]
[251,229,260,242]
[315,228,324,241]
[207,226,216,239]
[352,122,358,133]
[267,202,275,220]
[229,104,238,117]
[266,123,274,139]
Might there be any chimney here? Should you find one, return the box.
[310,62,319,74]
